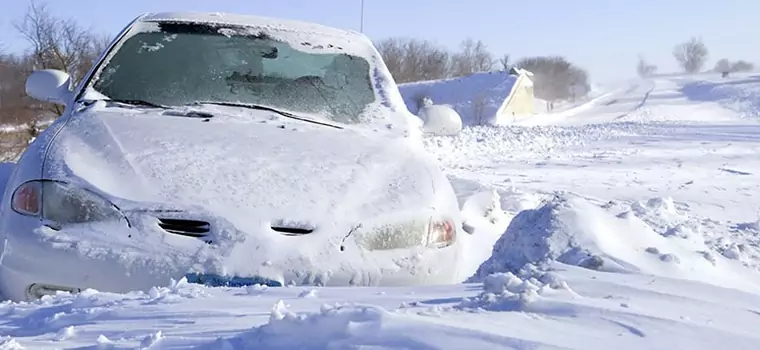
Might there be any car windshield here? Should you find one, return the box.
[88,21,377,124]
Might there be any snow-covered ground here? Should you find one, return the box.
[4,74,760,349]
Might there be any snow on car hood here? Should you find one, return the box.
[31,104,463,288]
[45,105,446,233]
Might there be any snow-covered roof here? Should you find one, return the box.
[510,67,534,77]
[398,71,520,125]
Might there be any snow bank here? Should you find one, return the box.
[680,75,760,119]
[471,194,760,293]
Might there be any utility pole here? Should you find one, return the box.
[360,0,365,33]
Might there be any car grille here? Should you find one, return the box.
[271,226,314,236]
[157,218,211,238]
[270,219,315,236]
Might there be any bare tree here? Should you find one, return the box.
[0,0,109,134]
[0,54,39,124]
[376,36,501,83]
[498,54,510,71]
[11,1,109,117]
[471,94,487,125]
[14,1,107,82]
[636,55,657,77]
[450,38,493,77]
[515,56,590,102]
[375,37,451,83]
[673,37,709,74]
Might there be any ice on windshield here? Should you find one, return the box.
[89,21,377,124]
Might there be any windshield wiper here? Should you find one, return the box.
[82,98,170,109]
[190,101,343,130]
[107,99,170,109]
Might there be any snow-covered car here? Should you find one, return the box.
[0,12,466,301]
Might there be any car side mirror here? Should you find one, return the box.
[25,69,74,105]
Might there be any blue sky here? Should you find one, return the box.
[1,0,758,82]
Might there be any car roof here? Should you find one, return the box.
[137,11,360,39]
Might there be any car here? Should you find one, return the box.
[0,12,467,302]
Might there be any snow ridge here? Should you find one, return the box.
[469,194,760,293]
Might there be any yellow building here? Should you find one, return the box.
[497,67,535,118]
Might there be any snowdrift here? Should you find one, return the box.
[680,74,760,119]
[471,194,760,293]
[397,71,519,126]
[422,123,644,168]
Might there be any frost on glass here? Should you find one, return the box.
[90,22,377,124]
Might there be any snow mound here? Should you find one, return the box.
[418,104,463,135]
[470,194,760,292]
[454,270,578,315]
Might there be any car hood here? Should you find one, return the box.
[44,105,448,233]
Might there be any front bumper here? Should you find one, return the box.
[0,215,464,301]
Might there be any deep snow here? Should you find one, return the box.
[3,74,760,348]
[5,265,760,349]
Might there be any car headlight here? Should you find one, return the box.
[354,216,456,251]
[11,180,126,225]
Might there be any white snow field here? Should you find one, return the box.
[4,74,760,349]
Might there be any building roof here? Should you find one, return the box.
[397,70,521,125]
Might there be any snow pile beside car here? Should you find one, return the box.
[448,176,549,280]
[470,193,760,293]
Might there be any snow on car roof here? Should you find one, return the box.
[136,12,370,55]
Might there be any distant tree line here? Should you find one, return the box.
[713,58,754,74]
[637,37,755,76]
[2,1,595,129]
[375,37,591,102]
